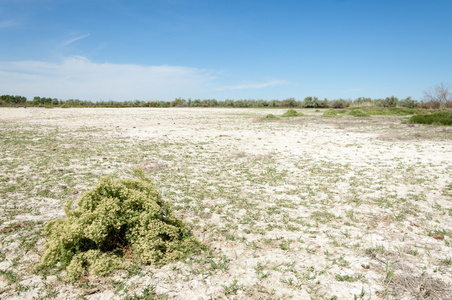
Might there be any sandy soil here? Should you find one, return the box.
[0,107,451,299]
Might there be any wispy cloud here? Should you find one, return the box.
[0,56,214,100]
[0,20,18,29]
[218,79,289,91]
[60,33,90,46]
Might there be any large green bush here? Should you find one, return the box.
[408,111,452,126]
[40,169,202,278]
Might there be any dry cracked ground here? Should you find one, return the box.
[0,107,452,299]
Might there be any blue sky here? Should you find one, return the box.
[1,0,451,101]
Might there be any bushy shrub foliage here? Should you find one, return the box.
[399,97,418,108]
[281,109,304,117]
[40,169,202,278]
[0,95,27,105]
[302,96,325,108]
[281,98,298,107]
[380,96,398,107]
[330,99,349,108]
[408,111,452,126]
[357,107,418,116]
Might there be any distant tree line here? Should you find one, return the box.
[0,95,28,105]
[2,84,451,109]
[0,95,420,108]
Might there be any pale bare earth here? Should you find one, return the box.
[0,107,451,299]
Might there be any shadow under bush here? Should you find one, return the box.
[39,169,204,279]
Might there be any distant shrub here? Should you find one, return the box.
[380,96,398,108]
[408,111,452,126]
[302,96,326,108]
[262,114,281,120]
[40,169,203,279]
[348,109,370,117]
[399,97,418,108]
[281,109,304,117]
[329,99,349,109]
[281,98,298,108]
[322,109,339,117]
[147,100,160,107]
[171,98,187,107]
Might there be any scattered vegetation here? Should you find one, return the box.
[1,107,451,299]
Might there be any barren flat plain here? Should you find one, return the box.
[1,107,452,299]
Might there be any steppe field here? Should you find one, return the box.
[1,107,452,300]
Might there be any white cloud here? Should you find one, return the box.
[0,56,214,100]
[60,33,90,46]
[218,79,289,91]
